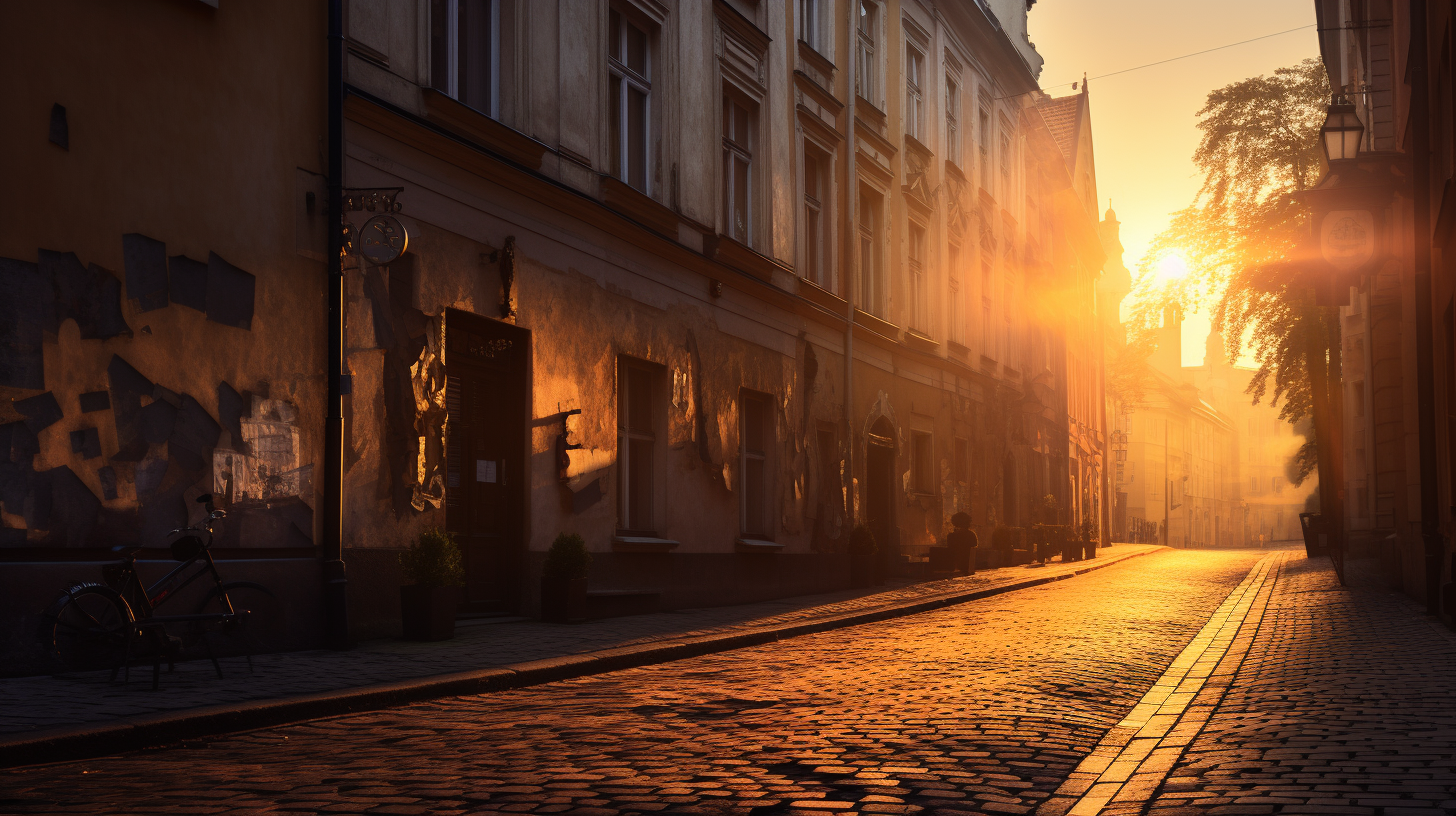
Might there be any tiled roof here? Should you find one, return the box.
[1037,94,1082,163]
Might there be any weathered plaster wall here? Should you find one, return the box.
[0,1,328,667]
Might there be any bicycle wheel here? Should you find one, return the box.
[40,585,134,671]
[192,582,280,658]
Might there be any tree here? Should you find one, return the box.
[1130,58,1331,484]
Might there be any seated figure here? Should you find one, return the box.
[946,512,978,575]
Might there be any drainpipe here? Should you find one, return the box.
[1409,0,1445,614]
[323,0,351,648]
[843,3,858,529]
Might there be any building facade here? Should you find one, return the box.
[1,0,1109,663]
[1314,0,1456,619]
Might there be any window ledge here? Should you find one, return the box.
[611,536,680,553]
[904,330,939,354]
[421,88,548,170]
[735,538,783,553]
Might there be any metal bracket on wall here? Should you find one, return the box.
[555,408,583,483]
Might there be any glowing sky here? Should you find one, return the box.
[1028,1,1319,366]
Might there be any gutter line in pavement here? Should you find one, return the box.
[0,546,1169,769]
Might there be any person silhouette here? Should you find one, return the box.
[947,511,978,575]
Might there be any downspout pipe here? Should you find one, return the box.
[323,0,351,648]
[843,3,857,530]
[1409,0,1445,615]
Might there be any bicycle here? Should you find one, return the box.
[37,493,279,687]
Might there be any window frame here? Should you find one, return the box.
[608,5,654,194]
[858,186,885,317]
[431,0,501,119]
[908,220,928,333]
[905,43,925,140]
[948,242,964,345]
[945,74,961,165]
[801,142,833,290]
[798,0,821,52]
[739,390,773,538]
[617,357,662,535]
[856,1,880,104]
[977,93,992,194]
[722,89,757,245]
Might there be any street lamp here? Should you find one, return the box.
[1320,96,1364,163]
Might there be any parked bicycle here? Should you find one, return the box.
[37,494,278,684]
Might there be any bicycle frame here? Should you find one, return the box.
[108,521,233,619]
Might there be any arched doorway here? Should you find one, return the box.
[865,417,897,557]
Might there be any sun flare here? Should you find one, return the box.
[1153,251,1192,283]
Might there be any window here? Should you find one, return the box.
[859,188,883,316]
[977,95,992,192]
[722,92,755,244]
[945,75,961,164]
[741,391,770,536]
[431,0,500,117]
[618,360,658,532]
[999,117,1013,193]
[608,7,652,193]
[980,244,994,357]
[856,1,878,103]
[953,437,969,483]
[905,44,924,140]
[948,244,964,344]
[803,146,827,288]
[798,0,821,52]
[1352,380,1365,418]
[912,431,934,493]
[1273,476,1283,494]
[909,222,927,332]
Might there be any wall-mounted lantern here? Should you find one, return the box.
[1320,96,1364,163]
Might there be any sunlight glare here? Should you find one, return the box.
[1154,252,1191,283]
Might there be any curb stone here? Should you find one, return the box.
[0,545,1169,769]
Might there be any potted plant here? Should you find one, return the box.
[848,524,879,587]
[398,527,464,641]
[541,533,590,623]
[1082,520,1099,560]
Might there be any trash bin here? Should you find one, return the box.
[1298,512,1326,558]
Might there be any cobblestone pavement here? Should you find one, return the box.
[0,545,1159,738]
[1142,554,1456,816]
[0,548,1269,814]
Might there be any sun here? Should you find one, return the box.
[1153,251,1191,284]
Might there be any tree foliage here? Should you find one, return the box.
[1129,59,1331,482]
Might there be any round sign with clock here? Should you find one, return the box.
[358,214,409,265]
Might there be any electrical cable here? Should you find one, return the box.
[1003,23,1318,99]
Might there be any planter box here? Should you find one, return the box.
[1084,541,1097,560]
[1010,548,1033,566]
[974,548,998,570]
[399,585,459,641]
[541,576,588,623]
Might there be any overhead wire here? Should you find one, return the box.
[1001,23,1318,99]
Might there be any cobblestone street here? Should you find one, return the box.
[3,547,1453,815]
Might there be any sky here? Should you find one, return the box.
[1028,1,1320,366]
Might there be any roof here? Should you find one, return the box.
[1036,93,1082,164]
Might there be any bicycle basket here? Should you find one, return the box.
[170,535,205,562]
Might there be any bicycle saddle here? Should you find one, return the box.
[110,545,142,556]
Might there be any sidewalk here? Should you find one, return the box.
[0,544,1164,767]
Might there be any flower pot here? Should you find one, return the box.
[399,584,459,641]
[1084,540,1097,560]
[540,575,588,623]
[849,553,876,587]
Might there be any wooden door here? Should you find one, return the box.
[445,310,529,614]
